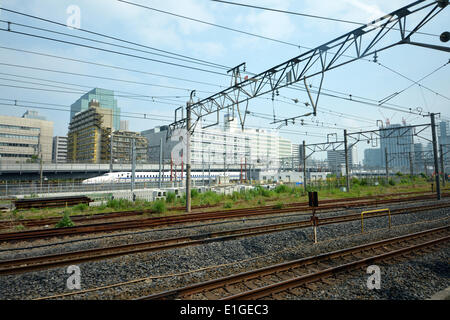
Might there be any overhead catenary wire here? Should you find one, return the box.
[0,23,231,77]
[0,62,216,95]
[1,45,446,124]
[0,98,329,139]
[0,81,188,105]
[0,61,408,126]
[210,0,440,37]
[0,46,226,89]
[378,60,450,105]
[117,0,304,49]
[1,7,447,128]
[0,7,231,70]
[0,19,230,72]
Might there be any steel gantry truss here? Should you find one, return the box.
[300,118,442,197]
[175,0,448,212]
[171,0,449,137]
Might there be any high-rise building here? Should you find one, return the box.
[68,100,114,163]
[363,148,382,168]
[52,136,68,163]
[327,146,357,172]
[0,111,53,164]
[70,88,121,131]
[380,123,414,170]
[439,121,449,146]
[279,137,292,160]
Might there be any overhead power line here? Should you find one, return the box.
[0,46,225,89]
[210,0,439,37]
[0,98,329,139]
[378,60,450,105]
[0,62,216,95]
[0,22,229,77]
[0,7,230,70]
[117,0,303,49]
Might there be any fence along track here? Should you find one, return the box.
[1,202,449,275]
[137,225,450,300]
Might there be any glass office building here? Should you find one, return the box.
[70,88,121,131]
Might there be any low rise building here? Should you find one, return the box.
[0,111,53,164]
[102,130,148,164]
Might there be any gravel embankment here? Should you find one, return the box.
[0,202,448,300]
[279,245,450,300]
[0,199,445,259]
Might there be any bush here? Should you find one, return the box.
[191,189,199,198]
[274,185,290,194]
[253,186,273,197]
[106,199,133,210]
[199,191,222,205]
[231,192,241,201]
[55,211,75,228]
[388,179,396,186]
[165,192,176,204]
[359,179,368,186]
[73,203,88,212]
[223,201,233,209]
[273,202,284,209]
[151,200,167,214]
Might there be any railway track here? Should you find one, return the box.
[0,193,448,243]
[14,196,92,210]
[137,225,450,300]
[1,201,449,275]
[0,190,441,231]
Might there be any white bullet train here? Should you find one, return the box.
[82,171,243,184]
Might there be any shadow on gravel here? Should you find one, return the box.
[409,260,450,278]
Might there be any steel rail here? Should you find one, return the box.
[138,225,450,300]
[1,202,449,275]
[0,193,448,242]
[0,190,442,230]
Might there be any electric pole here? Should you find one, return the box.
[131,138,136,195]
[409,151,414,178]
[159,137,163,189]
[385,147,389,184]
[303,140,307,192]
[440,144,446,187]
[344,129,350,192]
[186,91,195,213]
[110,131,113,173]
[430,113,441,200]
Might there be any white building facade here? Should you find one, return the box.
[142,115,281,170]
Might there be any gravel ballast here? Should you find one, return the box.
[0,202,448,300]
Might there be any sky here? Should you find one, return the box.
[0,0,448,163]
